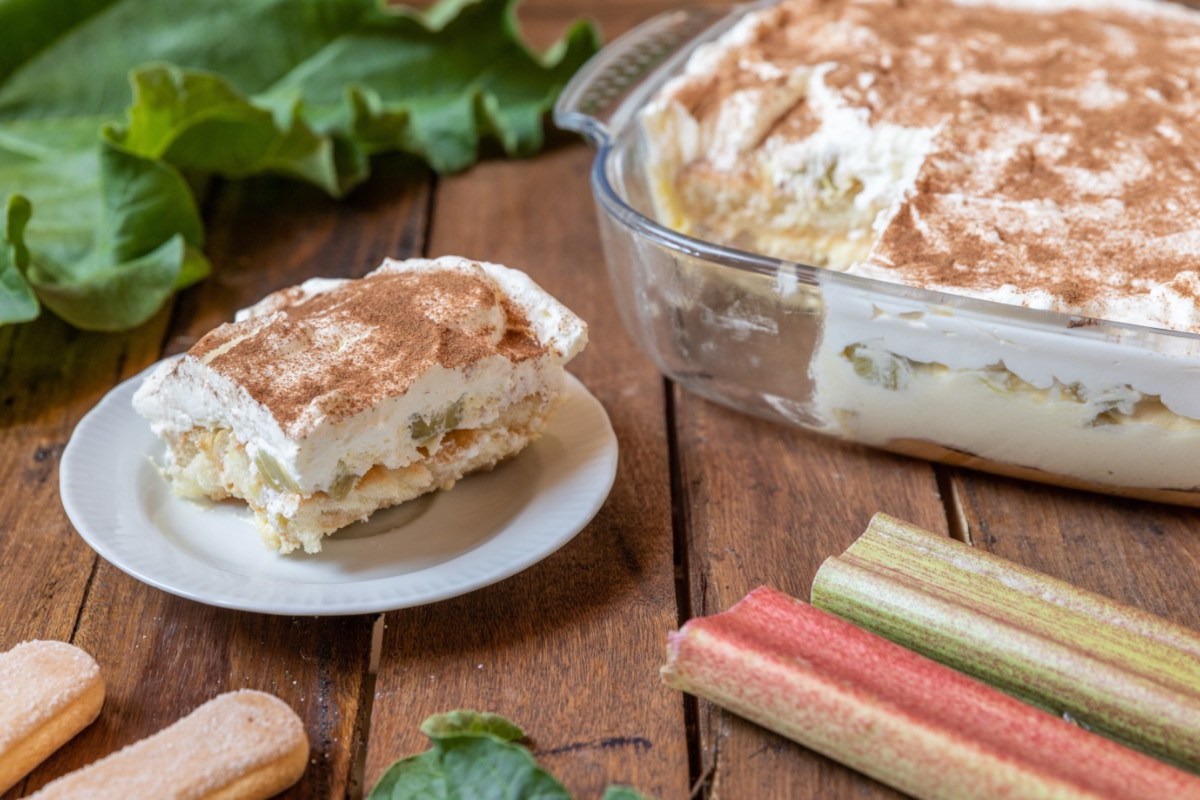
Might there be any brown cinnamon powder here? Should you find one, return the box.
[659,0,1200,314]
[189,269,544,433]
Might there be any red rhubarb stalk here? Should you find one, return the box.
[662,587,1200,800]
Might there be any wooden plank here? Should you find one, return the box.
[18,161,432,799]
[0,279,173,800]
[363,15,690,793]
[0,315,165,652]
[558,0,951,791]
[518,0,699,45]
[950,470,1200,629]
[674,393,950,797]
[161,159,432,357]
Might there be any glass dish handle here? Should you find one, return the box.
[554,6,731,145]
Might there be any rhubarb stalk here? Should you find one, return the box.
[810,513,1200,773]
[663,587,1200,799]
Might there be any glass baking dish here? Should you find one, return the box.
[554,2,1200,506]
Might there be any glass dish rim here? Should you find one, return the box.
[559,2,1200,349]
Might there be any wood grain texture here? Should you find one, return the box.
[28,3,1200,800]
[364,126,689,800]
[673,396,950,798]
[15,162,432,799]
[364,5,697,797]
[0,310,171,800]
[162,159,432,357]
[30,593,373,799]
[0,316,165,651]
[950,470,1200,630]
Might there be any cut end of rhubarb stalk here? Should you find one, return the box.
[664,586,1200,800]
[661,631,684,683]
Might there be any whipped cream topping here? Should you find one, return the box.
[133,257,588,499]
[643,0,1200,333]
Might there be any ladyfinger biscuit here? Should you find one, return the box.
[0,640,104,794]
[28,690,308,800]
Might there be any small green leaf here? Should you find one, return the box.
[368,712,571,800]
[602,787,655,800]
[19,137,209,330]
[369,712,655,800]
[436,736,571,799]
[366,736,569,800]
[421,710,525,742]
[367,752,448,800]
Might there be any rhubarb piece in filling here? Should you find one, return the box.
[132,256,588,554]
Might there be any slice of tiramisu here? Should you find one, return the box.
[133,256,588,554]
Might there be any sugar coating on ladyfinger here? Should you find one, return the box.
[28,690,308,800]
[0,640,104,794]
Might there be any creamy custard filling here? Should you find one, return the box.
[807,280,1200,492]
[838,342,1198,432]
[162,391,556,554]
[814,342,1200,492]
[646,63,937,269]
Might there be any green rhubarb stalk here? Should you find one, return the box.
[662,587,1200,800]
[810,513,1200,772]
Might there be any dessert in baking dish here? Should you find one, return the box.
[641,0,1200,497]
[133,256,588,553]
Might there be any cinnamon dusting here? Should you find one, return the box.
[189,268,545,433]
[657,0,1200,318]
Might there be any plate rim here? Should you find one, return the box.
[60,362,618,616]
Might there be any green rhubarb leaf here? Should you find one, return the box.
[368,711,657,800]
[109,64,342,194]
[602,787,653,800]
[14,135,208,331]
[329,2,602,172]
[30,235,199,332]
[0,0,118,86]
[0,0,600,331]
[0,194,38,325]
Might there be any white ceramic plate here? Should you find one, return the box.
[60,363,617,615]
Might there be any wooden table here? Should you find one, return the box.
[4,2,1200,798]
